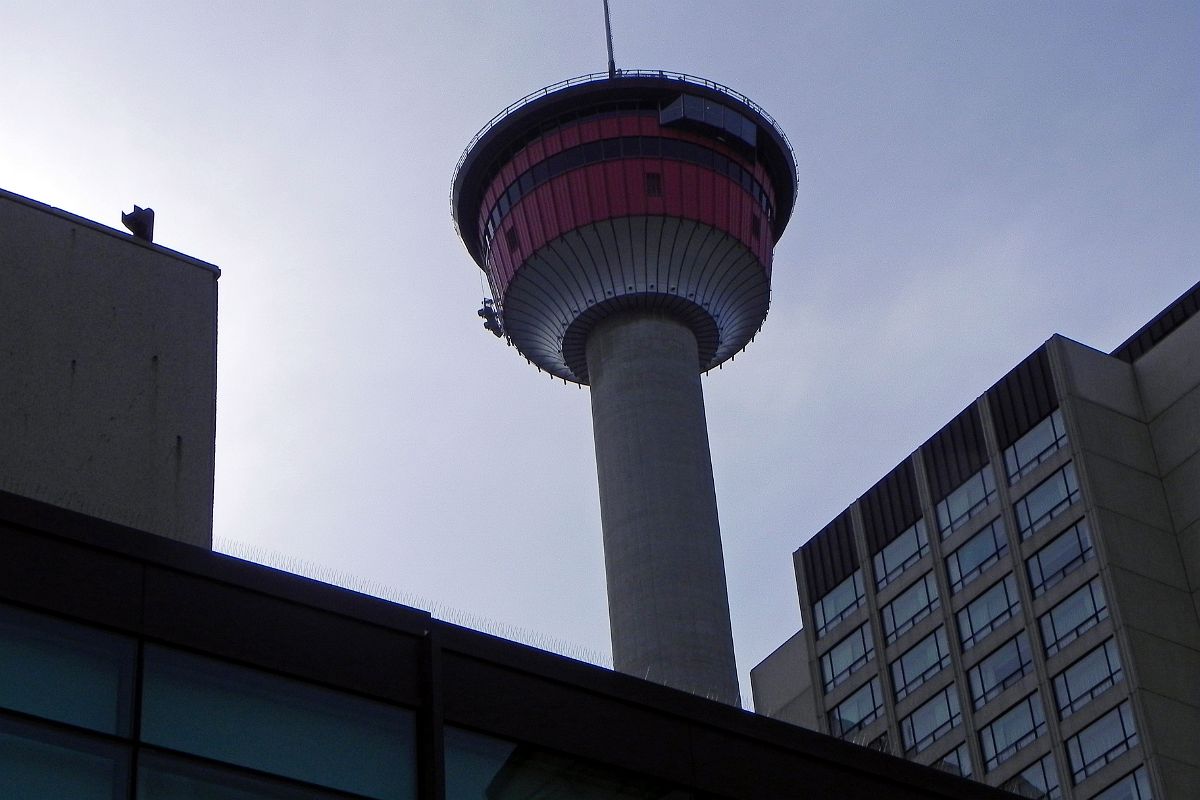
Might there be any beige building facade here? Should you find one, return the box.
[753,281,1200,800]
[0,188,219,546]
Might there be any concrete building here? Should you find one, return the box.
[452,71,796,705]
[752,281,1200,799]
[0,187,219,547]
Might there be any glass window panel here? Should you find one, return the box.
[1005,409,1068,483]
[1015,463,1080,539]
[979,693,1046,771]
[821,622,874,692]
[957,574,1020,651]
[968,634,1033,709]
[444,726,684,799]
[891,628,951,702]
[936,467,997,536]
[828,678,883,739]
[1092,766,1152,800]
[1027,519,1094,598]
[1067,702,1138,783]
[932,742,973,779]
[946,518,1008,593]
[0,603,135,735]
[900,685,961,755]
[882,572,939,644]
[1002,752,1062,800]
[1053,639,1123,718]
[873,520,929,590]
[1040,578,1109,658]
[0,715,128,800]
[138,752,353,800]
[141,646,416,799]
[814,570,865,639]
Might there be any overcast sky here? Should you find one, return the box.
[2,1,1196,705]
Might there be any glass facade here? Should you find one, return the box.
[829,678,884,738]
[444,726,684,799]
[1003,752,1061,800]
[814,570,866,639]
[1040,578,1109,658]
[1092,766,1152,800]
[821,622,874,692]
[1004,409,1068,484]
[1066,702,1138,783]
[900,685,961,755]
[1052,639,1123,719]
[978,693,1046,771]
[1015,463,1080,539]
[946,518,1009,594]
[936,467,997,537]
[1026,519,1094,598]
[933,742,972,779]
[968,633,1033,710]
[891,627,951,703]
[882,572,940,644]
[874,520,929,590]
[957,574,1021,651]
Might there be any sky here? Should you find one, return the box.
[2,1,1196,705]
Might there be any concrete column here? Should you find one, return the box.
[586,311,741,705]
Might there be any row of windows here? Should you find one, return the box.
[812,416,1081,644]
[900,684,962,755]
[482,134,775,249]
[1003,752,1061,800]
[1067,701,1139,784]
[0,603,689,800]
[821,542,1104,702]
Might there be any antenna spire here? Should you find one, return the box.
[603,0,617,78]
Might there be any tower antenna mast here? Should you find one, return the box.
[603,0,617,78]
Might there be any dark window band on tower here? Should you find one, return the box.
[481,135,775,249]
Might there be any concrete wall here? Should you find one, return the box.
[1055,332,1200,799]
[750,630,819,729]
[0,189,218,546]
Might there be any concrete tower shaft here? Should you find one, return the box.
[587,311,739,703]
[453,72,796,704]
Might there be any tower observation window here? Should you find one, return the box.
[659,94,758,148]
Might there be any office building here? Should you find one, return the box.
[752,281,1200,799]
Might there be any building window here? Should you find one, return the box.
[932,742,973,779]
[936,466,997,536]
[979,693,1047,771]
[1004,409,1068,483]
[504,225,520,252]
[1003,752,1062,799]
[1092,766,1152,800]
[820,622,874,693]
[751,211,761,239]
[957,574,1021,651]
[0,603,136,736]
[0,714,130,800]
[1040,577,1109,658]
[891,627,951,703]
[874,519,930,590]
[140,646,418,799]
[1015,462,1080,539]
[968,633,1034,710]
[881,572,940,644]
[1026,519,1094,598]
[828,678,884,739]
[1052,639,1123,719]
[946,517,1008,594]
[1066,701,1138,784]
[900,684,962,755]
[644,171,663,197]
[814,570,865,639]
